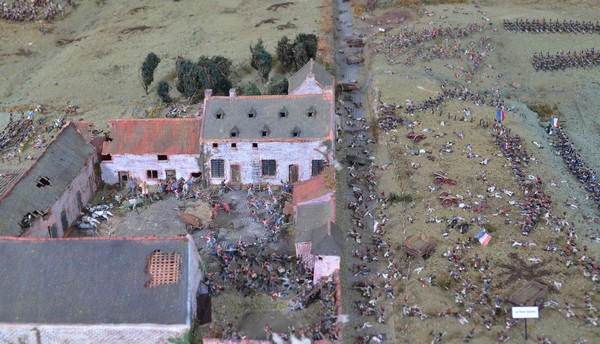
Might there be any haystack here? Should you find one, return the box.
[183,200,214,227]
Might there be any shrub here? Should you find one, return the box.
[157,81,172,103]
[141,52,161,94]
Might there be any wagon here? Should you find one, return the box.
[345,38,364,47]
[179,211,202,234]
[346,54,363,65]
[337,82,360,92]
[509,281,548,308]
[403,234,436,259]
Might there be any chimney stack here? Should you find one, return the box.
[229,88,237,98]
[204,89,213,98]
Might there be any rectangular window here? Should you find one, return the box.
[147,170,158,179]
[231,143,237,149]
[261,160,276,177]
[157,154,168,161]
[165,170,176,180]
[211,159,225,178]
[311,160,325,176]
[252,143,258,149]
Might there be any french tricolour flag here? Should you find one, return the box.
[475,228,491,246]
[551,117,559,127]
[496,109,505,122]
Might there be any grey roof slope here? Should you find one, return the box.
[202,94,332,140]
[288,59,334,93]
[312,221,343,256]
[0,237,191,325]
[0,123,96,234]
[295,201,332,243]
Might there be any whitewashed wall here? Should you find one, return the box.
[313,255,340,284]
[100,154,200,185]
[205,140,332,185]
[26,154,97,238]
[0,323,189,344]
[290,77,334,96]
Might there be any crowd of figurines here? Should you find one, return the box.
[0,0,73,22]
[201,185,341,342]
[503,19,600,34]
[531,49,600,71]
[548,125,600,208]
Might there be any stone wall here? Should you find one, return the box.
[205,140,332,185]
[100,154,200,185]
[27,153,97,237]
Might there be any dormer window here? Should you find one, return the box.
[279,107,288,118]
[215,108,225,119]
[261,125,271,137]
[230,126,239,138]
[306,106,316,118]
[247,107,257,119]
[291,126,301,138]
[36,176,51,188]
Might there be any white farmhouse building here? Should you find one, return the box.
[200,60,336,186]
[100,118,202,185]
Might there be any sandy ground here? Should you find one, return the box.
[0,0,324,124]
[334,1,600,343]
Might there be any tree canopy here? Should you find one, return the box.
[267,77,288,95]
[157,81,172,103]
[141,52,161,94]
[250,39,272,84]
[176,55,233,101]
[240,82,261,96]
[276,36,295,74]
[292,34,317,70]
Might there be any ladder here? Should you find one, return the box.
[252,154,261,192]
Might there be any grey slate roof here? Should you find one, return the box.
[0,237,191,325]
[202,94,332,140]
[312,221,343,256]
[0,123,96,235]
[288,59,334,93]
[295,201,332,243]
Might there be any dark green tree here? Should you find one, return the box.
[196,56,221,91]
[157,81,172,103]
[250,39,272,84]
[205,55,233,94]
[267,77,288,95]
[176,58,202,100]
[241,82,261,96]
[276,36,295,74]
[292,34,317,71]
[141,52,161,94]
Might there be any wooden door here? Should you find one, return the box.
[118,171,129,185]
[231,165,241,183]
[288,165,299,183]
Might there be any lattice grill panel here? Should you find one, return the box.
[145,250,181,287]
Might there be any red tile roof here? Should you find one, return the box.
[102,118,201,155]
[292,168,336,206]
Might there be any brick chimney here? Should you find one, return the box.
[229,88,237,99]
[204,89,213,98]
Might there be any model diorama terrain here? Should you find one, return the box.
[1,0,599,343]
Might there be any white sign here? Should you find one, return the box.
[512,306,539,319]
